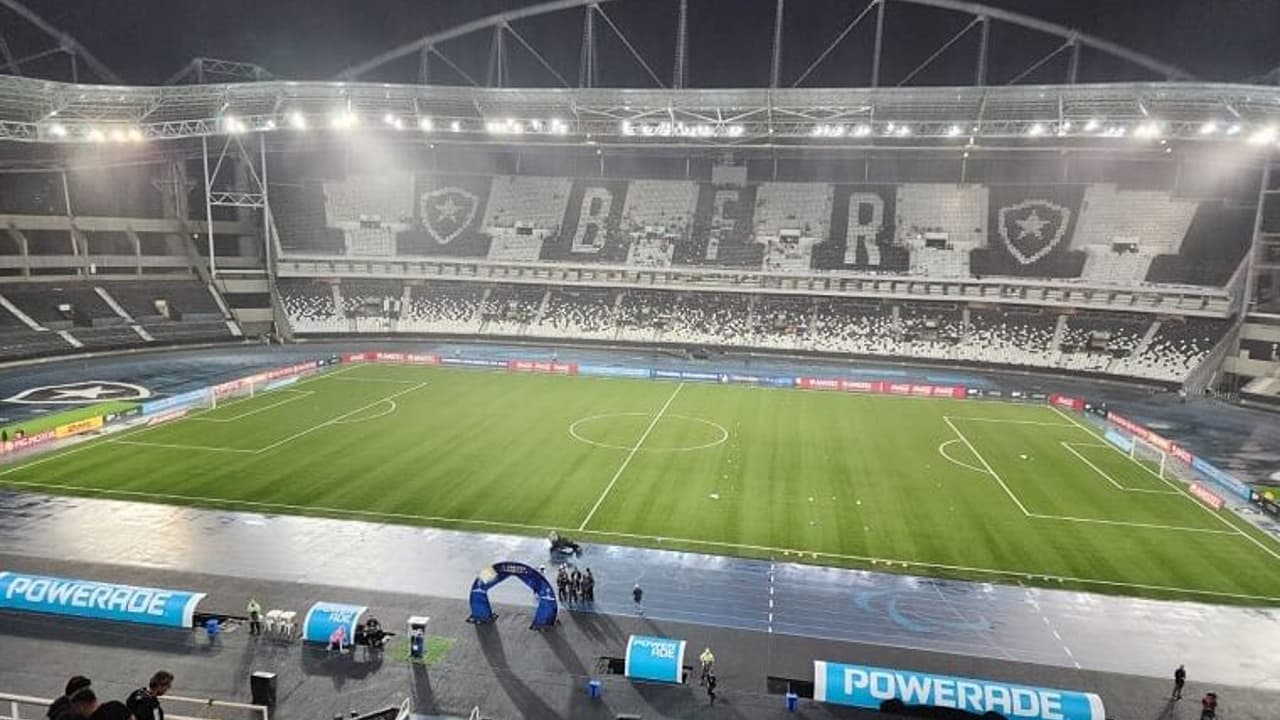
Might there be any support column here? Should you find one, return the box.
[769,0,785,89]
[202,135,217,278]
[870,0,886,87]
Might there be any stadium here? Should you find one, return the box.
[0,0,1278,718]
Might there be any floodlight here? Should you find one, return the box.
[1198,120,1218,135]
[264,120,276,131]
[946,125,962,137]
[853,124,872,138]
[1248,126,1277,145]
[419,117,433,131]
[48,123,67,138]
[288,112,308,130]
[1225,123,1242,136]
[550,119,568,135]
[1084,118,1101,132]
[127,128,144,143]
[450,120,461,132]
[622,121,635,136]
[330,111,358,130]
[1133,121,1162,139]
[109,128,126,143]
[895,125,911,137]
[224,116,246,134]
[87,128,105,143]
[726,124,744,137]
[1027,123,1045,137]
[383,113,397,126]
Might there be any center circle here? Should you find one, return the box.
[569,412,729,452]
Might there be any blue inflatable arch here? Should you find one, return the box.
[468,561,558,629]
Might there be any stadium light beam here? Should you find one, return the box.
[1248,126,1277,145]
[288,111,308,130]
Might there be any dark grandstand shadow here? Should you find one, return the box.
[571,608,626,645]
[0,610,216,657]
[474,622,560,720]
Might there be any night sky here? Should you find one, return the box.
[11,0,1280,86]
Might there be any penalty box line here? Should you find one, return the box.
[2,473,1277,605]
[1049,405,1280,564]
[1059,441,1181,495]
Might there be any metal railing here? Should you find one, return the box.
[0,692,268,720]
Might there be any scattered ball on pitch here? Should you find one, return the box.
[1019,453,1029,460]
[808,496,814,502]
[809,520,815,526]
[856,499,862,505]
[708,492,720,501]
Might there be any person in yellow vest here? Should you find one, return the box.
[699,647,715,686]
[246,599,263,636]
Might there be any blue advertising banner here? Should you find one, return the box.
[0,572,205,628]
[1104,429,1134,453]
[813,661,1105,720]
[625,635,686,683]
[141,389,210,416]
[1191,457,1252,501]
[440,357,506,368]
[578,365,652,379]
[652,370,721,382]
[302,602,367,644]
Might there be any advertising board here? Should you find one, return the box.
[0,571,205,628]
[813,661,1105,720]
[624,635,686,684]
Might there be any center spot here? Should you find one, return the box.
[569,412,729,452]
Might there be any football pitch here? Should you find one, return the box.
[3,361,1279,605]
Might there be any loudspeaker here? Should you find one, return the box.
[250,671,277,707]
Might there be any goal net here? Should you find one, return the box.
[1129,436,1168,479]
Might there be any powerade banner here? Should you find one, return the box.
[625,635,686,684]
[1191,456,1252,501]
[813,661,1105,720]
[0,572,205,628]
[302,602,367,644]
[578,365,652,379]
[141,388,210,416]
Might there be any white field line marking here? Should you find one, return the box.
[332,399,398,424]
[943,416,1031,516]
[943,417,1076,427]
[1027,512,1237,535]
[2,475,1278,604]
[251,382,428,455]
[1060,442,1180,494]
[578,382,685,531]
[325,376,424,384]
[1049,405,1280,563]
[937,439,986,474]
[110,439,257,454]
[191,390,315,423]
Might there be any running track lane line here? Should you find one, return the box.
[578,382,685,531]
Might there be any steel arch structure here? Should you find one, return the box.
[0,0,120,83]
[338,0,1193,88]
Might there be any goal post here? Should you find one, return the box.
[1130,435,1168,478]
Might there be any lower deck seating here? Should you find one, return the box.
[278,279,1229,383]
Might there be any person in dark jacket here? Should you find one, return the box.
[125,672,172,720]
[54,688,98,720]
[706,672,718,705]
[89,701,133,720]
[1173,665,1186,700]
[47,677,92,720]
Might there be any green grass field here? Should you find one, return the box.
[3,361,1279,605]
